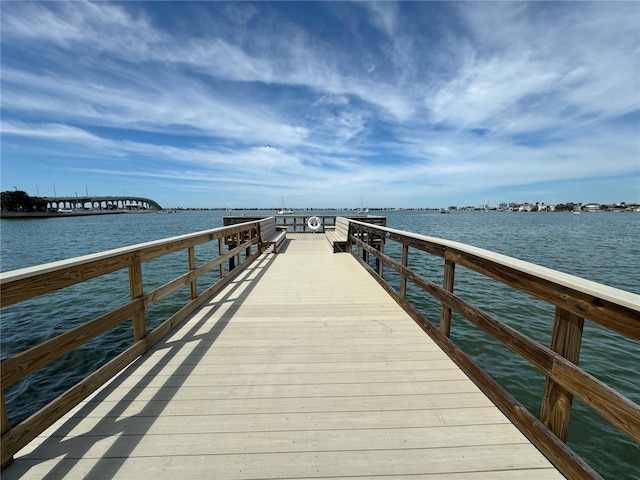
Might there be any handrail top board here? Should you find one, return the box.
[0,221,261,284]
[349,220,640,313]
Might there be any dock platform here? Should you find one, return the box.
[4,235,563,479]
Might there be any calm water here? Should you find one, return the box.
[1,210,638,479]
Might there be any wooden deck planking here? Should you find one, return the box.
[4,236,563,479]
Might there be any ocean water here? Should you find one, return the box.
[1,209,638,479]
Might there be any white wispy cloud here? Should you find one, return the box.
[1,121,100,141]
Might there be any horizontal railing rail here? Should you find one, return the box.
[0,220,264,469]
[346,219,639,480]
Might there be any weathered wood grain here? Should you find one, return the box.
[1,300,141,388]
[551,356,640,442]
[440,257,455,337]
[351,220,639,338]
[128,255,146,342]
[541,307,584,441]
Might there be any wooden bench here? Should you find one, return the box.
[326,216,350,252]
[259,217,286,253]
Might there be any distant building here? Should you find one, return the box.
[583,203,600,212]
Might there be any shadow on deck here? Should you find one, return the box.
[3,237,563,479]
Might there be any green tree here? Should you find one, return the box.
[33,197,48,212]
[1,191,48,212]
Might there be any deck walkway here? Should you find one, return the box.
[4,235,563,479]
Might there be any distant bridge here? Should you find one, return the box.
[44,196,163,211]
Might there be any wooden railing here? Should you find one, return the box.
[346,219,639,480]
[0,221,263,469]
[224,214,386,233]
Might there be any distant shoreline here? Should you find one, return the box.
[0,210,156,219]
[3,206,639,219]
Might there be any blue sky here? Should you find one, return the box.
[1,1,639,209]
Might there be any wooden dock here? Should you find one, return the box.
[3,234,563,479]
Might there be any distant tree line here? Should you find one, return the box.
[1,190,48,212]
[554,203,580,211]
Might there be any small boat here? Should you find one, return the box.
[357,196,369,214]
[277,197,294,215]
[440,208,450,214]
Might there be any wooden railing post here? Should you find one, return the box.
[188,246,197,300]
[440,258,455,337]
[1,389,11,469]
[228,233,236,270]
[218,238,224,279]
[128,254,146,342]
[363,231,370,264]
[236,246,241,269]
[540,306,585,442]
[244,226,252,259]
[249,226,254,256]
[376,233,384,277]
[400,244,409,299]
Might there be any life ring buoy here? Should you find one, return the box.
[307,216,322,232]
